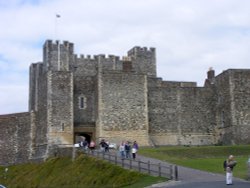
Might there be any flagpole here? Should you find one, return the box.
[55,14,61,70]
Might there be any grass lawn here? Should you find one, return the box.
[0,154,166,188]
[139,145,250,180]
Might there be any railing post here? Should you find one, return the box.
[148,161,150,175]
[174,165,178,181]
[115,155,117,165]
[72,146,76,162]
[247,157,250,180]
[130,159,132,169]
[169,165,173,180]
[138,160,141,172]
[158,163,161,177]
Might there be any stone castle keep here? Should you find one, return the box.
[1,39,250,165]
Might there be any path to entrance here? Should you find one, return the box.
[137,154,250,188]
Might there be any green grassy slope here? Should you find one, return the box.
[0,154,165,188]
[139,145,250,180]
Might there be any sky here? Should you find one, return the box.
[1,0,250,114]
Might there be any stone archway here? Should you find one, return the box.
[74,125,96,144]
[75,132,92,144]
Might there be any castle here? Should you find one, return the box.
[1,40,250,165]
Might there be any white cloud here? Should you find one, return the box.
[1,0,250,114]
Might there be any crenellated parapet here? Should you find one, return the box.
[44,40,74,53]
[75,54,121,62]
[127,46,156,77]
[43,40,74,72]
[42,40,156,77]
[128,46,156,57]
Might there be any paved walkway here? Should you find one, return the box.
[137,154,250,188]
[83,149,250,187]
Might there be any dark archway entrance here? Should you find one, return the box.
[74,125,96,144]
[75,132,92,144]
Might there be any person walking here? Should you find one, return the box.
[99,139,108,153]
[125,141,131,158]
[225,155,237,185]
[89,140,96,153]
[80,138,89,152]
[132,141,139,159]
[119,142,125,159]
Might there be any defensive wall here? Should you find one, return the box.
[0,112,31,165]
[148,77,217,145]
[96,70,150,146]
[214,69,250,145]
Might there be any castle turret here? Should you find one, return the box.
[43,40,74,72]
[204,67,215,86]
[29,62,43,112]
[29,40,75,158]
[127,46,156,77]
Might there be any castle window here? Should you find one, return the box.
[79,95,87,109]
[221,111,225,127]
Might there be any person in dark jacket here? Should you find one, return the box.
[99,139,109,152]
[125,141,131,158]
[225,155,237,185]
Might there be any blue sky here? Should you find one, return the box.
[1,0,250,114]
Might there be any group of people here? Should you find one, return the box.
[79,138,111,153]
[79,139,96,152]
[119,141,139,159]
[79,138,139,160]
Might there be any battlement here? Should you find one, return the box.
[43,40,75,71]
[43,40,156,76]
[161,81,197,88]
[128,46,156,56]
[44,40,74,52]
[75,54,121,61]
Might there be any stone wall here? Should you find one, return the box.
[217,70,250,144]
[128,46,156,77]
[43,40,74,72]
[0,113,31,166]
[96,70,149,145]
[214,70,235,145]
[47,71,74,145]
[73,57,98,125]
[74,75,97,125]
[30,69,48,160]
[29,63,43,111]
[148,78,216,145]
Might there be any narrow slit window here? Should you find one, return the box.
[62,123,64,131]
[79,96,86,109]
[221,111,225,127]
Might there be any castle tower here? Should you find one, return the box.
[29,62,43,112]
[96,54,150,146]
[43,40,74,71]
[29,40,75,158]
[127,46,156,77]
[43,40,74,148]
[204,67,215,86]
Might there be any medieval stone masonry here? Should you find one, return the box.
[1,40,250,165]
